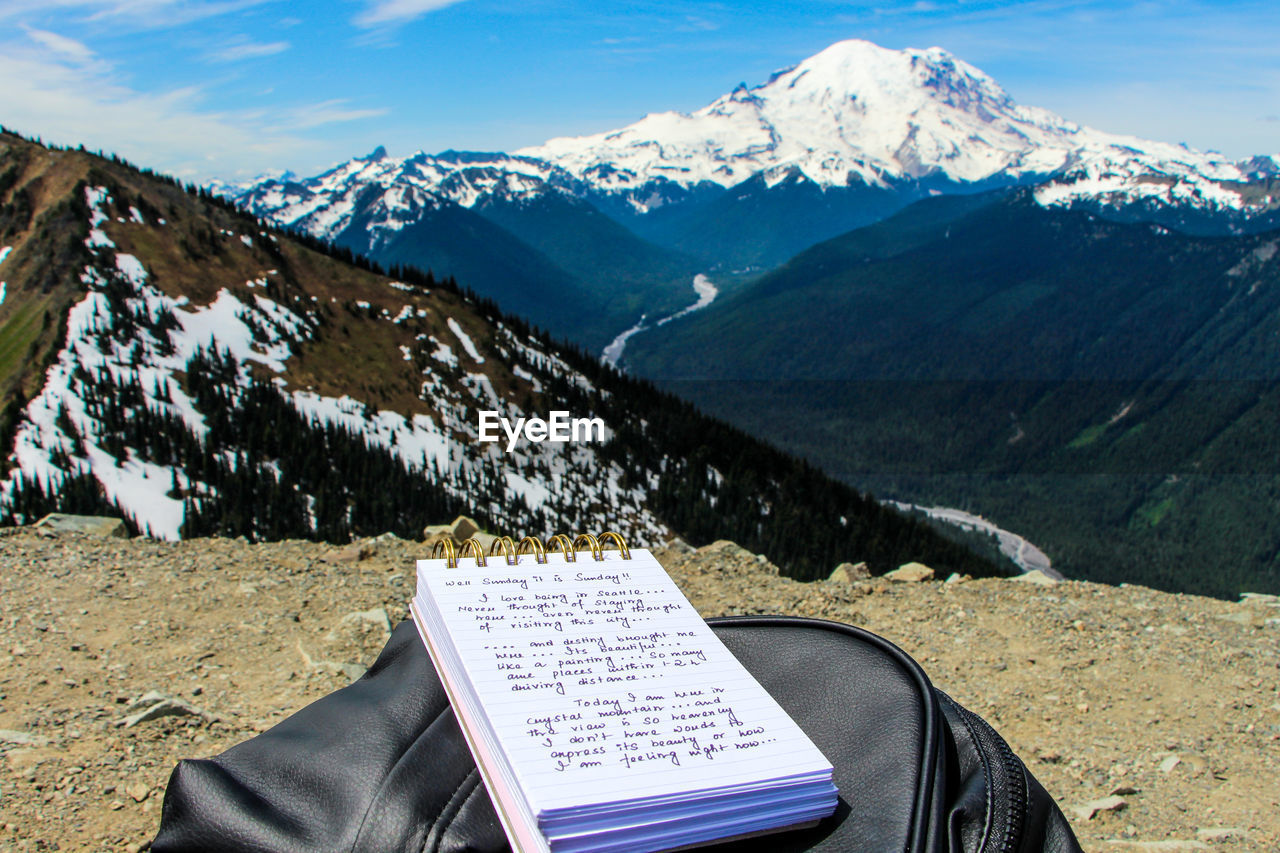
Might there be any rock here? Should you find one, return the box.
[1108,785,1140,796]
[1104,842,1208,851]
[297,641,369,683]
[450,515,480,541]
[1159,754,1181,773]
[342,607,392,638]
[327,541,375,563]
[1239,592,1280,607]
[125,782,150,802]
[421,523,452,544]
[117,691,212,727]
[829,562,870,583]
[1196,827,1245,842]
[886,562,934,583]
[1073,794,1128,821]
[662,536,695,555]
[945,572,971,584]
[423,517,492,552]
[1214,610,1266,628]
[698,540,755,560]
[1012,569,1059,586]
[32,513,128,538]
[0,730,52,748]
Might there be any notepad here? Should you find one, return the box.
[410,534,838,853]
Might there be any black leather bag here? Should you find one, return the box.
[153,616,1081,852]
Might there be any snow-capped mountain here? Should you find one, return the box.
[228,148,580,246]
[524,40,1249,203]
[234,38,1275,229]
[222,38,1279,320]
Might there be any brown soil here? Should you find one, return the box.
[1,528,1277,851]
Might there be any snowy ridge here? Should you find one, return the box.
[231,147,583,246]
[521,39,1260,212]
[231,38,1277,233]
[0,186,667,544]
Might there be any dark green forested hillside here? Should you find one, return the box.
[626,190,1280,598]
[474,191,700,322]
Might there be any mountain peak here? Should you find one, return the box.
[514,38,1251,204]
[518,39,1058,189]
[234,38,1268,233]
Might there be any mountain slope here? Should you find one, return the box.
[631,190,1280,380]
[0,131,1001,582]
[624,191,1280,597]
[231,149,701,348]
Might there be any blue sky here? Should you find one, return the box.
[0,0,1276,181]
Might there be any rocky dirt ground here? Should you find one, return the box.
[1,526,1277,851]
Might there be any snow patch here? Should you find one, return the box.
[429,337,458,367]
[0,246,9,306]
[85,187,115,248]
[447,317,485,363]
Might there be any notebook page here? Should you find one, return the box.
[415,549,834,817]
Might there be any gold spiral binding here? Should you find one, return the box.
[489,536,518,566]
[575,533,604,561]
[458,538,487,567]
[549,533,576,562]
[431,538,458,568]
[598,531,631,560]
[431,531,632,568]
[517,536,547,564]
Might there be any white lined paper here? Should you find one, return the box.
[414,547,836,851]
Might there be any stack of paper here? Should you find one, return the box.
[411,544,838,852]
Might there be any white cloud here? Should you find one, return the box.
[206,36,290,62]
[21,25,97,64]
[0,37,381,179]
[0,0,271,29]
[277,99,389,130]
[354,0,468,28]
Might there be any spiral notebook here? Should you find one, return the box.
[410,532,838,853]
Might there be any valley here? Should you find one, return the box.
[218,40,1280,600]
[6,37,1280,599]
[0,130,1000,586]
